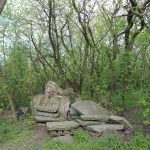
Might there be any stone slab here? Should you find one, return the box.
[34,115,65,122]
[35,111,59,118]
[81,115,109,121]
[76,119,105,126]
[36,106,58,113]
[71,101,109,116]
[68,115,80,121]
[108,115,133,130]
[70,108,80,116]
[46,121,79,131]
[48,131,58,137]
[86,124,124,133]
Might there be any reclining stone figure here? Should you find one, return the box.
[32,80,133,134]
[32,81,80,121]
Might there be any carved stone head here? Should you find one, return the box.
[45,81,59,98]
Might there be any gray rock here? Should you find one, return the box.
[76,119,105,126]
[35,111,59,118]
[68,115,80,121]
[36,106,58,113]
[34,115,66,122]
[108,115,133,130]
[37,96,61,112]
[57,130,64,135]
[46,121,79,131]
[63,130,72,134]
[37,96,70,117]
[58,96,70,117]
[81,115,109,121]
[49,131,58,137]
[86,124,124,133]
[70,108,80,116]
[32,94,60,115]
[71,101,109,116]
[52,135,74,143]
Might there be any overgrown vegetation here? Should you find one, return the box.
[0,119,149,150]
[0,119,32,144]
[0,1,149,149]
[0,0,149,122]
[44,132,150,150]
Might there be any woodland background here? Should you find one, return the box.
[0,0,150,124]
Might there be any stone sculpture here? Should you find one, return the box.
[32,80,133,136]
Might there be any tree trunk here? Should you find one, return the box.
[7,94,17,120]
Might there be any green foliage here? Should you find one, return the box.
[127,133,150,150]
[0,118,149,150]
[74,131,90,143]
[0,119,31,144]
[0,0,150,123]
[22,117,36,129]
[43,132,150,150]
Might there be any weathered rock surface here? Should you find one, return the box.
[108,115,133,130]
[86,124,124,133]
[32,81,73,120]
[32,95,60,113]
[76,119,105,126]
[35,96,70,117]
[40,96,60,109]
[46,121,79,131]
[36,106,58,113]
[32,80,133,135]
[70,108,80,116]
[71,101,110,115]
[48,131,58,137]
[81,115,109,121]
[68,115,80,120]
[34,115,65,122]
[58,96,70,117]
[35,111,59,118]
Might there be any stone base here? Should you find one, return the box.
[108,116,133,130]
[34,115,66,122]
[35,111,59,118]
[46,121,79,131]
[81,115,109,122]
[86,124,124,133]
[76,119,105,126]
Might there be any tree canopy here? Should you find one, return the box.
[0,0,150,122]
